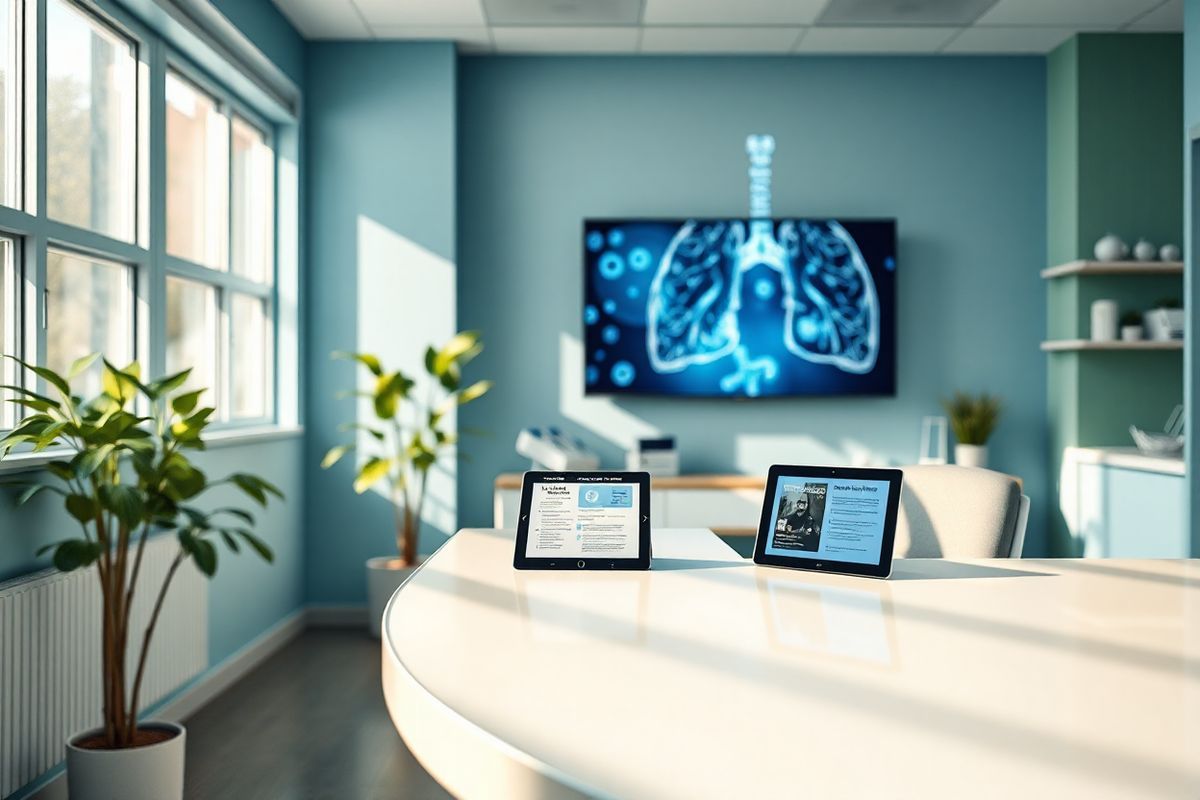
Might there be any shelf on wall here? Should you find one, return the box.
[1041,339,1184,352]
[1040,260,1184,278]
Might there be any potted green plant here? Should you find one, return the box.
[322,331,492,637]
[941,391,1001,469]
[1120,310,1143,342]
[0,355,281,800]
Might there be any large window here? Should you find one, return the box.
[0,0,292,440]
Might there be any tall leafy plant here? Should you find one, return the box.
[0,355,282,748]
[321,331,492,566]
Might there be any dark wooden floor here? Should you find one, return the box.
[183,628,451,799]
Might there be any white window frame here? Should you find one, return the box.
[0,0,300,450]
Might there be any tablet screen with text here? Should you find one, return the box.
[754,465,902,578]
[525,480,641,559]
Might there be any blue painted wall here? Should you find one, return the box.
[304,43,457,604]
[456,56,1050,553]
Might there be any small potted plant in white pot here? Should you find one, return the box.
[1120,311,1144,342]
[0,355,282,800]
[942,391,1001,469]
[322,331,492,637]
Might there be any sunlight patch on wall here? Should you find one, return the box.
[357,214,457,534]
[735,434,886,475]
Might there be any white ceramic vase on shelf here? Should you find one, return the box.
[955,444,988,469]
[66,722,186,800]
[1090,299,1118,341]
[367,557,421,638]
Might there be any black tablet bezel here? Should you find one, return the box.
[513,471,652,571]
[752,464,903,579]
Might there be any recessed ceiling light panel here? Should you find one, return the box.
[818,0,1000,26]
[482,0,643,26]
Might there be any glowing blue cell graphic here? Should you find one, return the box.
[754,278,775,300]
[607,229,625,247]
[598,252,625,280]
[603,299,617,315]
[647,219,879,376]
[885,256,896,271]
[611,361,635,387]
[584,304,599,325]
[586,231,605,252]
[626,285,639,299]
[602,325,620,345]
[629,247,652,271]
[594,349,606,362]
[586,365,599,385]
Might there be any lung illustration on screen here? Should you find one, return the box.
[584,218,895,398]
[647,219,879,378]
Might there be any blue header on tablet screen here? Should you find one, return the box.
[764,476,892,565]
[579,485,633,509]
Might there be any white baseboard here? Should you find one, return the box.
[25,606,336,800]
[306,604,369,628]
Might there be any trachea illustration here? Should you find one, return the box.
[645,135,880,384]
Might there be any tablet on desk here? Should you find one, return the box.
[752,465,903,579]
[514,471,651,570]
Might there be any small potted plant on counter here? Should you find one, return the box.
[1120,311,1143,342]
[0,355,282,800]
[322,331,492,637]
[942,391,1001,469]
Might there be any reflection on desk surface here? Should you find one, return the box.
[760,575,896,665]
[515,573,647,644]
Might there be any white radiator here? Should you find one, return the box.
[0,534,207,796]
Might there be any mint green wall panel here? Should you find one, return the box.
[1077,35,1183,258]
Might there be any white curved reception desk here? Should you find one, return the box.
[382,528,1200,799]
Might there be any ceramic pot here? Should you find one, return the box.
[367,557,420,638]
[1159,243,1181,262]
[1120,325,1143,342]
[954,444,988,469]
[66,721,185,800]
[1093,233,1126,262]
[1132,239,1157,261]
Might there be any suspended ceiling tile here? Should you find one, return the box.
[482,0,642,26]
[352,0,487,26]
[640,26,804,54]
[491,26,640,53]
[643,0,828,26]
[797,26,958,53]
[942,26,1080,53]
[977,0,1161,27]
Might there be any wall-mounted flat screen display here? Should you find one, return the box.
[583,218,896,398]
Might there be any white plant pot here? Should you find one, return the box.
[1120,325,1143,342]
[955,444,989,469]
[66,721,185,800]
[367,557,420,638]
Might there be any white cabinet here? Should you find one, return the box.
[493,475,764,537]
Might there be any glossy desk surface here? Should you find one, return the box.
[382,529,1200,799]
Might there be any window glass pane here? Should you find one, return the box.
[166,276,217,403]
[232,117,273,284]
[166,71,228,269]
[46,0,137,240]
[230,293,268,418]
[0,237,13,428]
[0,0,18,208]
[46,249,133,400]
